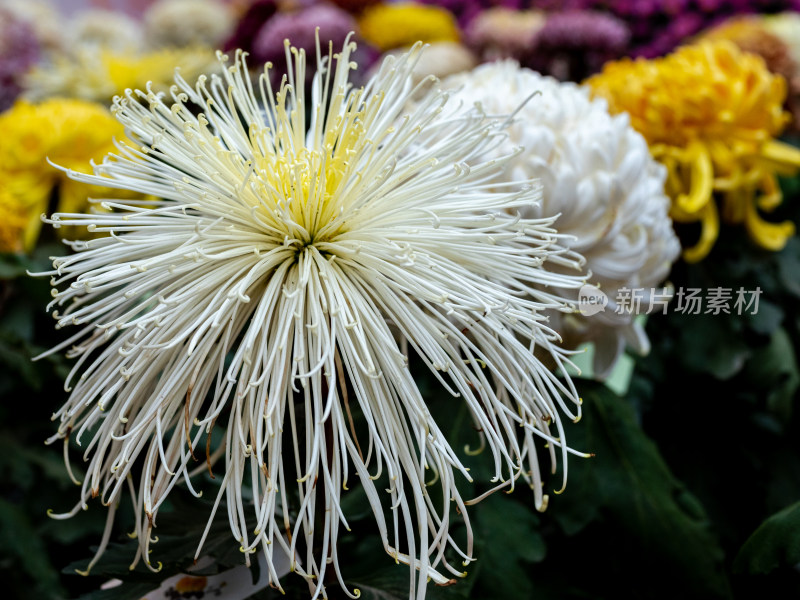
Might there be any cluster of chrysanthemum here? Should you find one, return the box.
[4,0,800,98]
[0,2,799,598]
[7,0,229,104]
[0,10,681,600]
[218,0,631,83]
[589,40,800,261]
[2,1,799,361]
[0,0,238,253]
[570,0,800,58]
[0,99,125,252]
[211,0,800,138]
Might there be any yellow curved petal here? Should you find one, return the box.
[675,140,713,215]
[756,172,782,212]
[683,202,720,263]
[744,197,795,252]
[0,99,125,250]
[720,188,747,224]
[657,153,686,204]
[759,139,800,175]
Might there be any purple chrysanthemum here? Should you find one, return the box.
[252,4,356,62]
[523,10,630,81]
[251,4,377,86]
[0,8,40,112]
[571,0,800,58]
[222,0,278,55]
[415,0,520,26]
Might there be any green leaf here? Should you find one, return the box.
[0,253,32,279]
[0,497,64,600]
[744,327,799,424]
[0,335,43,390]
[0,298,35,341]
[776,237,800,298]
[552,382,731,598]
[64,492,252,586]
[472,492,545,598]
[348,567,415,600]
[734,501,800,575]
[675,313,750,379]
[745,299,784,336]
[338,480,375,523]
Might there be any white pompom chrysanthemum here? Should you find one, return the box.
[440,61,681,378]
[38,41,588,599]
[68,9,143,54]
[144,0,234,49]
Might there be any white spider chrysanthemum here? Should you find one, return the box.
[440,61,681,378]
[39,40,587,599]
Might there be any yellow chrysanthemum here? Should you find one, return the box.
[357,3,459,51]
[0,99,125,251]
[24,46,216,104]
[0,187,29,253]
[698,17,797,88]
[587,40,800,262]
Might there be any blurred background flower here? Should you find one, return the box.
[699,15,796,82]
[522,9,631,81]
[572,0,800,58]
[144,0,235,49]
[2,0,65,56]
[357,2,460,51]
[327,0,381,13]
[463,7,545,62]
[250,3,358,62]
[418,40,477,81]
[763,10,800,62]
[250,2,377,86]
[222,0,278,56]
[440,61,680,376]
[762,11,800,132]
[0,8,41,112]
[0,99,125,251]
[588,40,800,262]
[223,0,278,52]
[23,46,217,103]
[67,9,144,54]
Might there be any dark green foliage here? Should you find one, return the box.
[735,501,800,575]
[544,382,730,599]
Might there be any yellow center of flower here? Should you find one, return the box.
[260,128,363,245]
[245,78,378,247]
[587,40,800,262]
